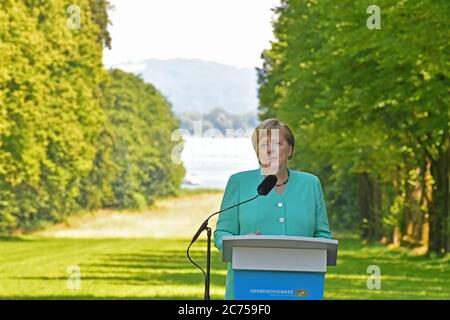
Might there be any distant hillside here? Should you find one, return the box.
[111,58,258,115]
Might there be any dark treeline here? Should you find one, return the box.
[177,108,258,136]
[258,0,449,254]
[0,1,184,234]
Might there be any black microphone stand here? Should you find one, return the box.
[191,218,213,300]
[204,223,212,299]
[187,194,260,300]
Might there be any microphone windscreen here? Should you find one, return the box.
[257,175,277,196]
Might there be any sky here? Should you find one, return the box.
[102,0,281,69]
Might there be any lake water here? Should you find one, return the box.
[180,136,259,190]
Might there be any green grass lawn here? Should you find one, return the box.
[0,236,449,299]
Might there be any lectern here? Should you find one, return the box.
[222,235,338,300]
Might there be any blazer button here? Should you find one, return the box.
[279,217,285,223]
[277,202,283,208]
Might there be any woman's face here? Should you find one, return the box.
[257,129,292,171]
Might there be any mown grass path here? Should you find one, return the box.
[1,192,449,299]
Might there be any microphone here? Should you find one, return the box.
[187,173,278,300]
[257,175,277,195]
[191,174,277,243]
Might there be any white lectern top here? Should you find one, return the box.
[222,235,338,268]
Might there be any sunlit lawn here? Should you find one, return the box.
[0,236,449,299]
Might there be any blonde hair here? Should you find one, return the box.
[251,118,296,161]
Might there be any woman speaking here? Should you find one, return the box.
[213,118,333,300]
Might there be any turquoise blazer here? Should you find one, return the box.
[213,168,333,300]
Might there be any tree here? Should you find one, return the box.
[258,0,449,253]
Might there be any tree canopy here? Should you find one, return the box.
[258,0,449,254]
[0,0,184,233]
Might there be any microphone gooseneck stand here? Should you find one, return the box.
[186,194,260,300]
[187,174,277,300]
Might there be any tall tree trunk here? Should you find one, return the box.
[428,138,449,255]
[419,159,432,253]
[390,167,404,247]
[359,172,383,242]
[359,172,371,241]
[372,176,383,240]
[404,167,424,247]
